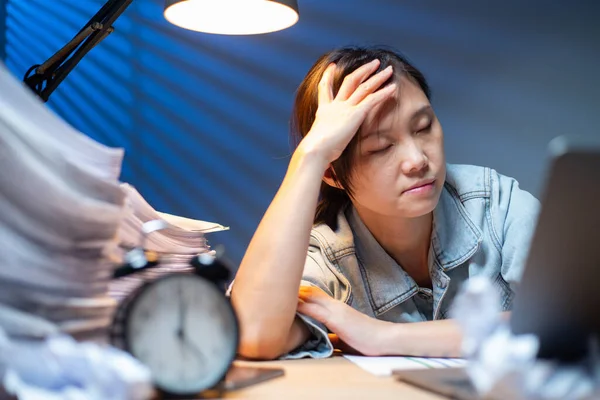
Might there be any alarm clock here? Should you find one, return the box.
[110,252,239,396]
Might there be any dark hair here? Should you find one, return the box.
[290,46,431,229]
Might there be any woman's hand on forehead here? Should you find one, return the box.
[298,59,398,165]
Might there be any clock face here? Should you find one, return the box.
[125,274,238,394]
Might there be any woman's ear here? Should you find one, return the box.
[323,165,345,190]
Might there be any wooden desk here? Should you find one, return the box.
[224,355,446,399]
[0,356,448,399]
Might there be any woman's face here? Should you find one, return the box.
[348,75,446,219]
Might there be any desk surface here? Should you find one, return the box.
[224,355,446,399]
[0,355,447,399]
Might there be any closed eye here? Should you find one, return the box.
[416,122,432,134]
[370,144,393,154]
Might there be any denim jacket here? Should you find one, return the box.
[288,164,540,359]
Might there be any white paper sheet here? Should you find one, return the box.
[344,355,467,376]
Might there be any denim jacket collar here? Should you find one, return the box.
[312,182,483,315]
[431,183,483,271]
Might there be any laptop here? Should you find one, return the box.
[394,135,600,398]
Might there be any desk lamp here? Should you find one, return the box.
[23,0,299,102]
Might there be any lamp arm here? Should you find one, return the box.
[23,0,133,102]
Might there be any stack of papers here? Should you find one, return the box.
[109,184,228,301]
[0,61,126,342]
[0,61,228,342]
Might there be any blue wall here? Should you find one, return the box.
[0,0,5,60]
[2,0,599,266]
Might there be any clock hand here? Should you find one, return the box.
[177,282,186,338]
[175,286,204,363]
[182,336,207,364]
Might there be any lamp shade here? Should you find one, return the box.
[164,0,299,35]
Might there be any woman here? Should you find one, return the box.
[229,46,539,360]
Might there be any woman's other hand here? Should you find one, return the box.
[297,285,391,356]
